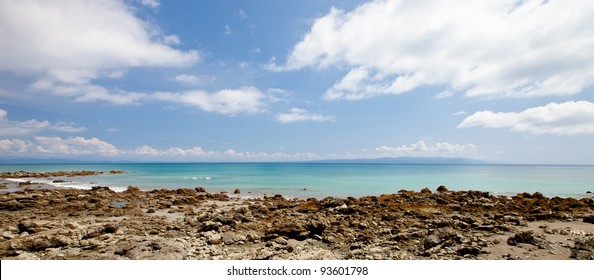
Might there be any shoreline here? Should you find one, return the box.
[1,181,593,260]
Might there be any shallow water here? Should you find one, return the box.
[1,163,593,198]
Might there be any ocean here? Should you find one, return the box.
[1,163,593,198]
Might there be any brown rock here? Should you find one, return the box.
[583,215,594,224]
[420,187,432,194]
[295,200,323,213]
[507,231,540,246]
[570,237,594,260]
[195,186,206,193]
[532,192,545,199]
[437,185,449,193]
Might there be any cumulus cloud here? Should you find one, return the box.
[0,139,32,154]
[275,108,335,123]
[130,146,320,161]
[0,136,119,156]
[375,140,478,157]
[0,0,198,103]
[34,136,120,156]
[458,101,594,135]
[0,136,321,161]
[0,109,85,136]
[223,149,320,161]
[278,0,594,100]
[133,145,207,157]
[153,87,268,115]
[33,82,147,105]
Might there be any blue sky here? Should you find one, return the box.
[1,0,594,164]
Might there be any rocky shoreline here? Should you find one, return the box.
[1,173,594,260]
[0,170,125,179]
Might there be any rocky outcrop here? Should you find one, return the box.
[1,185,593,260]
[1,170,125,178]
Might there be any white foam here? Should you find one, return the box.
[191,176,212,180]
[46,180,127,192]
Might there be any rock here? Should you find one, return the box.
[423,228,458,250]
[11,252,39,260]
[295,200,323,213]
[273,237,288,245]
[204,231,222,245]
[457,247,481,256]
[2,231,16,239]
[110,238,186,260]
[222,233,246,245]
[437,185,449,193]
[476,225,496,232]
[234,188,241,194]
[65,222,79,229]
[195,186,206,193]
[570,237,594,260]
[507,231,547,247]
[532,192,545,199]
[91,186,113,192]
[420,188,432,194]
[423,233,441,250]
[199,221,222,232]
[103,224,118,234]
[2,200,24,211]
[583,215,594,224]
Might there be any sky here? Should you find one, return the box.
[1,0,594,164]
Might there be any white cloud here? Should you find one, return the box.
[0,137,322,161]
[41,83,147,105]
[133,145,206,157]
[174,74,200,85]
[280,0,594,100]
[458,101,594,135]
[133,145,160,156]
[0,0,198,102]
[375,140,478,158]
[49,122,86,133]
[34,136,120,156]
[224,25,232,35]
[223,149,320,161]
[275,108,335,123]
[130,146,320,161]
[0,109,85,136]
[0,139,31,154]
[162,35,180,45]
[140,0,159,9]
[239,9,248,20]
[154,87,268,115]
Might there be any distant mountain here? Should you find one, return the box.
[306,157,490,164]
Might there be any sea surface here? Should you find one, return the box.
[1,163,594,198]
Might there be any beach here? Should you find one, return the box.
[1,171,593,260]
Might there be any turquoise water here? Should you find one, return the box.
[1,163,593,198]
